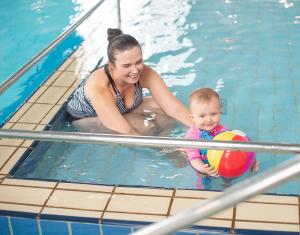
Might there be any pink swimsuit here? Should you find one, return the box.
[185,124,227,163]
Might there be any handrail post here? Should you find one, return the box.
[117,0,121,29]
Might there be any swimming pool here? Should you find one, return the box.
[0,0,102,125]
[10,0,300,195]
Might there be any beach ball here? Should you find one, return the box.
[207,130,255,179]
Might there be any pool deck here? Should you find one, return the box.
[0,47,299,234]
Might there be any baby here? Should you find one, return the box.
[185,87,258,177]
[185,88,225,176]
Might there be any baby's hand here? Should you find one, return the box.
[201,164,219,177]
[251,159,259,173]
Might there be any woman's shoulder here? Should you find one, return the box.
[85,67,110,96]
[87,67,108,87]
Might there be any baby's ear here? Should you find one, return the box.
[188,114,194,121]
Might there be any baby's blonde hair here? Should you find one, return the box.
[189,87,220,104]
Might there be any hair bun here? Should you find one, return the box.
[107,28,123,42]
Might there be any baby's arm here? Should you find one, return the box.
[189,158,218,177]
[185,127,218,177]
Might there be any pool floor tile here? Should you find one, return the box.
[11,217,40,235]
[7,103,32,123]
[0,147,27,174]
[57,182,114,193]
[1,178,56,188]
[58,87,76,105]
[235,202,298,223]
[71,221,100,235]
[107,194,171,215]
[175,189,220,198]
[41,207,101,219]
[36,86,68,104]
[170,197,234,219]
[102,212,167,223]
[27,86,48,103]
[0,202,42,214]
[52,71,78,87]
[46,190,111,211]
[115,186,173,196]
[44,71,63,86]
[247,194,298,204]
[192,218,232,228]
[18,103,53,124]
[0,146,17,169]
[0,185,52,205]
[40,104,62,124]
[39,219,69,235]
[234,221,300,232]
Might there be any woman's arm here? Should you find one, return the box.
[141,65,193,127]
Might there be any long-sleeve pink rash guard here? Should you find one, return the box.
[185,124,227,162]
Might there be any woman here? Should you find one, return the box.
[67,28,192,135]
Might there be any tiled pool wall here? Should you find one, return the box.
[0,44,299,234]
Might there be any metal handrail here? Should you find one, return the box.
[0,0,105,94]
[133,155,300,235]
[1,128,300,153]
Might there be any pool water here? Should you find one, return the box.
[0,0,98,84]
[0,0,100,125]
[12,0,300,195]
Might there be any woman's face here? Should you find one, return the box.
[111,46,144,84]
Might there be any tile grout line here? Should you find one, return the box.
[57,57,76,72]
[1,121,29,150]
[233,219,298,225]
[37,218,42,235]
[99,210,167,217]
[230,205,237,234]
[0,201,45,207]
[0,146,24,173]
[166,189,176,217]
[38,181,59,217]
[0,175,7,184]
[99,185,116,223]
[0,183,54,190]
[8,216,14,235]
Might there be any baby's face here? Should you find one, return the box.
[190,97,221,131]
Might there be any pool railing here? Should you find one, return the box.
[0,128,299,234]
[0,0,106,95]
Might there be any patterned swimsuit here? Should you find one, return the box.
[67,64,143,118]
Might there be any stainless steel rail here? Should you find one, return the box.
[133,155,300,235]
[0,0,105,94]
[1,128,300,153]
[117,0,121,29]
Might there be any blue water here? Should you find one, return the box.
[0,0,100,125]
[11,0,300,195]
[0,0,96,83]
